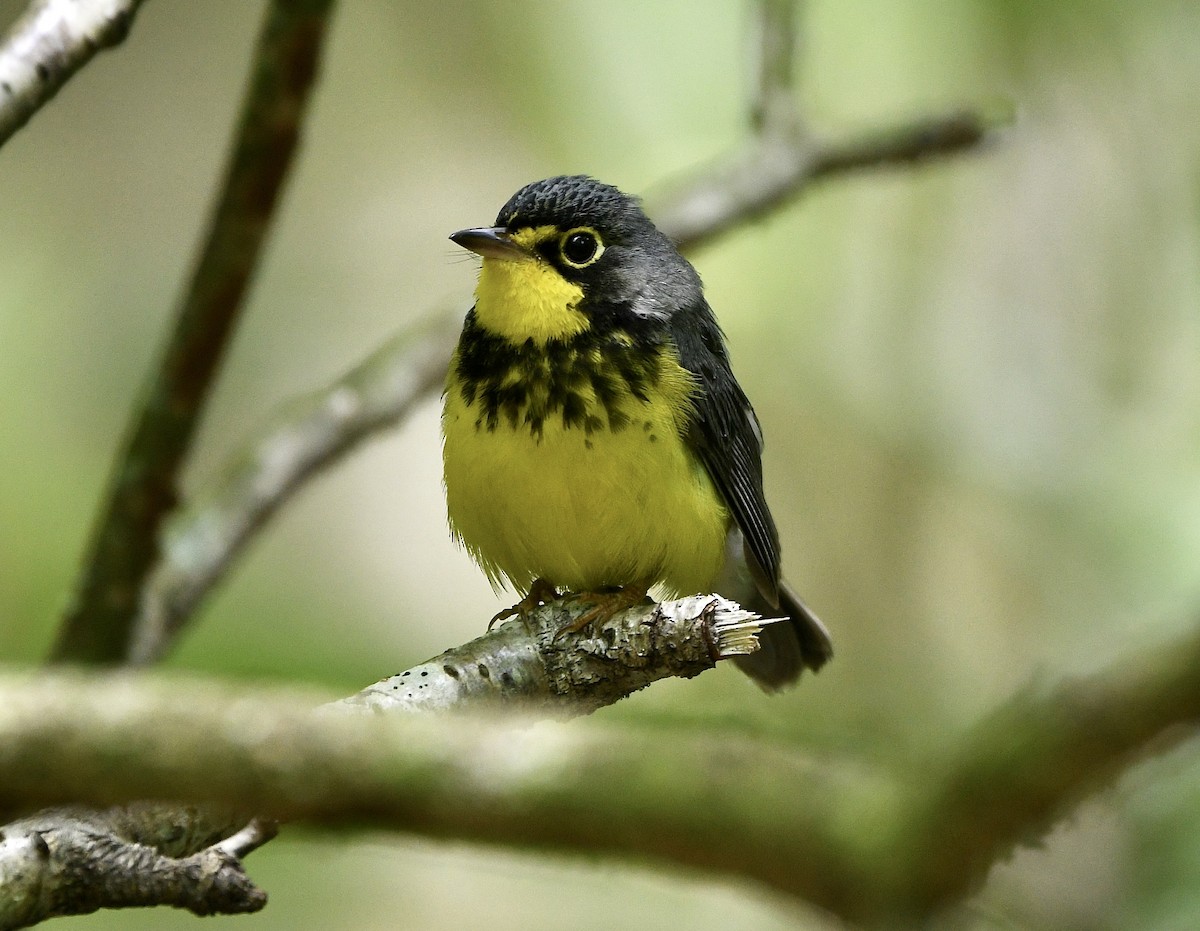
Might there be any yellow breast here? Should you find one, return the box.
[442,336,729,598]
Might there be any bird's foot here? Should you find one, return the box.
[555,582,651,639]
[489,578,561,630]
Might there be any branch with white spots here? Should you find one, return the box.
[343,594,778,716]
[0,597,779,927]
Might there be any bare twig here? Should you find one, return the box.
[749,0,801,133]
[51,0,337,665]
[649,108,999,252]
[129,310,460,665]
[0,0,146,150]
[213,818,278,859]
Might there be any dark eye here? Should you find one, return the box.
[560,229,602,267]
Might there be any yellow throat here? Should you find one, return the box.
[471,226,589,345]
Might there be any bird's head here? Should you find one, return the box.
[450,176,699,345]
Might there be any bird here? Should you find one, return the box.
[441,175,832,689]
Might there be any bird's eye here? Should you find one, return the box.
[559,228,603,268]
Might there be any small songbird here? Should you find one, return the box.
[442,175,831,689]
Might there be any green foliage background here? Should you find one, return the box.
[1,1,1198,927]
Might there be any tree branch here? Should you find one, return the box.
[644,0,1004,250]
[650,108,998,253]
[50,0,337,665]
[0,0,146,151]
[0,807,270,928]
[894,626,1200,919]
[0,598,786,925]
[341,594,777,716]
[129,309,461,666]
[4,617,1200,925]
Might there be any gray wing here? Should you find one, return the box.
[669,303,833,687]
[667,301,781,600]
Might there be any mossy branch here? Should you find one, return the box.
[0,597,788,926]
[4,615,1200,926]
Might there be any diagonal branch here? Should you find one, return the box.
[894,625,1200,919]
[649,108,999,253]
[129,309,460,666]
[0,0,146,150]
[51,0,337,666]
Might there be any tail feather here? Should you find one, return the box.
[717,530,833,691]
[730,581,832,691]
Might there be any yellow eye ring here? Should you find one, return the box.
[559,227,604,268]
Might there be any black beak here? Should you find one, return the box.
[449,227,533,262]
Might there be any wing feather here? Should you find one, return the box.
[668,301,781,602]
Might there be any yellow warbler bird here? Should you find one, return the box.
[442,176,831,689]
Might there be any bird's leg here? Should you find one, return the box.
[556,581,651,639]
[489,577,561,629]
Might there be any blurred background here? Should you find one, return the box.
[2,0,1199,927]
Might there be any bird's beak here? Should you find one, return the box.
[449,227,534,262]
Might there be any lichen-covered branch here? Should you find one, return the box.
[0,0,146,150]
[129,310,460,665]
[5,617,1200,924]
[343,594,779,716]
[0,598,782,925]
[51,0,337,666]
[0,807,271,929]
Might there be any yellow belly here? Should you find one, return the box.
[442,356,729,597]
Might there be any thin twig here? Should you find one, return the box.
[750,0,801,133]
[0,0,146,150]
[650,108,999,253]
[51,0,337,665]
